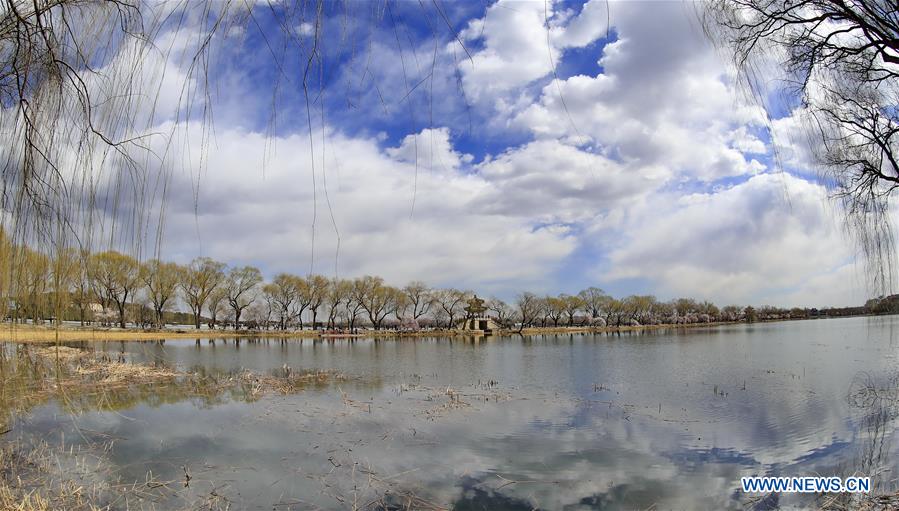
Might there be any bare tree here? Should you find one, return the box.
[344,280,367,332]
[703,0,899,291]
[515,292,541,333]
[434,288,468,329]
[207,287,229,330]
[402,281,434,320]
[578,287,609,321]
[226,266,262,328]
[293,276,313,329]
[264,274,300,330]
[89,251,140,328]
[307,274,330,330]
[180,257,226,329]
[486,297,513,327]
[140,259,182,328]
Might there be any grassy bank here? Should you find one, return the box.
[0,323,319,342]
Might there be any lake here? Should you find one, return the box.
[4,316,899,510]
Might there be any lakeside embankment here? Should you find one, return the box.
[0,318,809,343]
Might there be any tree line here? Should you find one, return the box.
[0,234,865,332]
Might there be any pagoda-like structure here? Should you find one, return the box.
[460,295,500,334]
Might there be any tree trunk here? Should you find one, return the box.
[117,302,126,328]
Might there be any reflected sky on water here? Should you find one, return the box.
[5,316,899,509]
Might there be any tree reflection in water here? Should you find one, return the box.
[826,372,899,510]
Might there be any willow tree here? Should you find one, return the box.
[14,247,50,323]
[69,250,94,326]
[323,278,352,330]
[703,0,899,292]
[49,247,79,325]
[354,275,397,330]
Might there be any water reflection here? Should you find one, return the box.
[2,316,899,509]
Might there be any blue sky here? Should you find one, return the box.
[92,0,872,307]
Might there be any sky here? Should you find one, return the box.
[87,0,874,308]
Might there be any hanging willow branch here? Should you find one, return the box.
[702,0,899,294]
[0,0,477,323]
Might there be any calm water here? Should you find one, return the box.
[6,316,899,509]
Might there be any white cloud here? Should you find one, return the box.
[510,1,769,183]
[604,173,856,306]
[475,139,651,223]
[458,0,554,102]
[386,128,473,172]
[458,0,613,107]
[769,108,821,174]
[69,0,875,308]
[139,125,577,294]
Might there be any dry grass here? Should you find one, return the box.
[0,345,346,510]
[817,489,899,510]
[235,367,341,397]
[0,441,106,511]
[34,346,180,383]
[1,344,343,401]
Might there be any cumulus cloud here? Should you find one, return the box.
[510,2,768,183]
[604,174,857,306]
[458,0,555,102]
[386,128,473,171]
[458,0,611,106]
[71,0,874,307]
[475,139,651,223]
[126,125,577,295]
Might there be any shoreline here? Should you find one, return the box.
[0,317,847,343]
